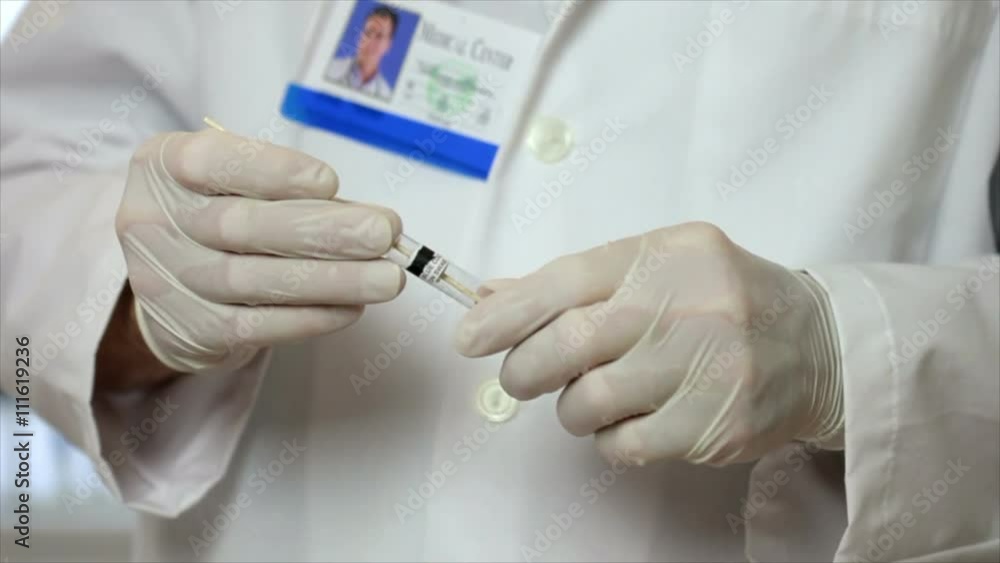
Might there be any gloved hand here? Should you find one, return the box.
[454,222,844,466]
[116,128,405,374]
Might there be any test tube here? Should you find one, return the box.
[384,234,482,308]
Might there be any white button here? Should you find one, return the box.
[525,116,574,163]
[476,379,519,423]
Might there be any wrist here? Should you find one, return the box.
[95,284,178,391]
[792,270,845,449]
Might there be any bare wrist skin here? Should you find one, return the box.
[95,283,179,391]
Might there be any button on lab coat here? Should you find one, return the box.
[2,1,998,561]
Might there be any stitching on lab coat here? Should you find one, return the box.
[858,269,899,541]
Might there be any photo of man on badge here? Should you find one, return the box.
[326,4,400,101]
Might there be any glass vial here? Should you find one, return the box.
[384,233,482,308]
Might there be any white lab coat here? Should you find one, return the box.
[1,1,998,561]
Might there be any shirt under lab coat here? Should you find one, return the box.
[1,1,998,561]
[324,57,393,101]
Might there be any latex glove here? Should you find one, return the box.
[455,223,843,466]
[116,129,404,374]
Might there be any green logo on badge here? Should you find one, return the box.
[426,59,479,120]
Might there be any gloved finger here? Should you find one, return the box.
[593,407,694,467]
[175,195,400,258]
[128,241,365,371]
[555,353,678,437]
[135,273,363,350]
[330,196,404,237]
[455,237,643,357]
[126,221,405,305]
[477,278,518,299]
[179,255,404,306]
[590,320,768,466]
[160,129,340,200]
[594,389,765,467]
[214,303,365,348]
[498,301,646,400]
[561,312,748,437]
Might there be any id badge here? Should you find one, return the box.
[282,0,544,180]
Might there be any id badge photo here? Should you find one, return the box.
[281,0,544,180]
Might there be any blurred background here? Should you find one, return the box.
[1,3,134,561]
[0,0,23,36]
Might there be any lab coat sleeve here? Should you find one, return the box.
[802,15,1000,560]
[804,258,1000,562]
[745,13,1000,560]
[0,0,270,517]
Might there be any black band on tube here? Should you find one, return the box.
[406,246,436,277]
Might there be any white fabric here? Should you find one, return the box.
[1,1,998,562]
